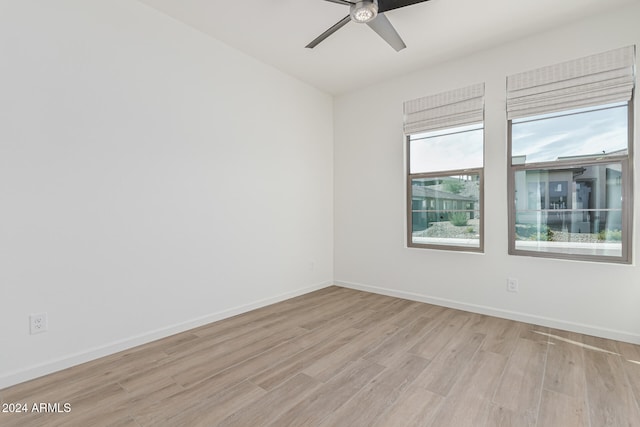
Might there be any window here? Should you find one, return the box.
[507,46,635,263]
[405,84,484,251]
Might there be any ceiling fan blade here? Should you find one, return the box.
[366,13,406,51]
[378,0,430,13]
[322,0,355,5]
[306,15,351,49]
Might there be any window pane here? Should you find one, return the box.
[513,164,623,257]
[512,105,627,165]
[411,174,480,248]
[410,124,483,173]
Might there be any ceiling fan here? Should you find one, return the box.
[306,0,431,51]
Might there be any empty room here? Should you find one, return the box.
[1,0,640,426]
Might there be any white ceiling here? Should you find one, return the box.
[137,0,638,95]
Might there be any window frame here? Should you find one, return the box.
[406,133,485,253]
[507,100,634,264]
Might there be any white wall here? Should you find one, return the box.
[334,3,640,344]
[0,1,334,388]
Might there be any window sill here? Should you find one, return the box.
[514,240,622,257]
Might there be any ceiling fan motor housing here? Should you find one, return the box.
[306,0,428,50]
[350,0,378,23]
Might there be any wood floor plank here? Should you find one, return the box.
[407,309,472,360]
[543,328,586,398]
[213,374,321,427]
[485,404,535,427]
[136,380,265,427]
[319,354,431,427]
[476,316,522,356]
[171,307,309,358]
[537,389,589,427]
[617,342,640,412]
[297,295,367,330]
[2,286,639,427]
[302,321,400,382]
[167,321,281,356]
[118,371,184,407]
[370,384,443,427]
[171,326,307,388]
[582,333,620,354]
[291,311,370,349]
[2,344,170,404]
[584,349,640,426]
[267,358,385,427]
[40,382,129,427]
[253,289,361,334]
[190,286,350,339]
[105,416,140,427]
[412,330,485,396]
[364,316,437,367]
[427,350,507,427]
[180,341,303,395]
[249,327,362,390]
[386,301,434,327]
[131,343,300,425]
[358,293,403,312]
[517,322,550,343]
[351,298,426,331]
[491,337,547,426]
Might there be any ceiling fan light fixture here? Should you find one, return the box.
[350,0,378,23]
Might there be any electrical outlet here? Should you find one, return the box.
[30,313,48,334]
[507,278,519,293]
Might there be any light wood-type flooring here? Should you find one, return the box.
[2,286,640,426]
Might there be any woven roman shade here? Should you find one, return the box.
[403,83,484,135]
[507,45,636,120]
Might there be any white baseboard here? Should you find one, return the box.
[0,281,332,390]
[335,280,640,345]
